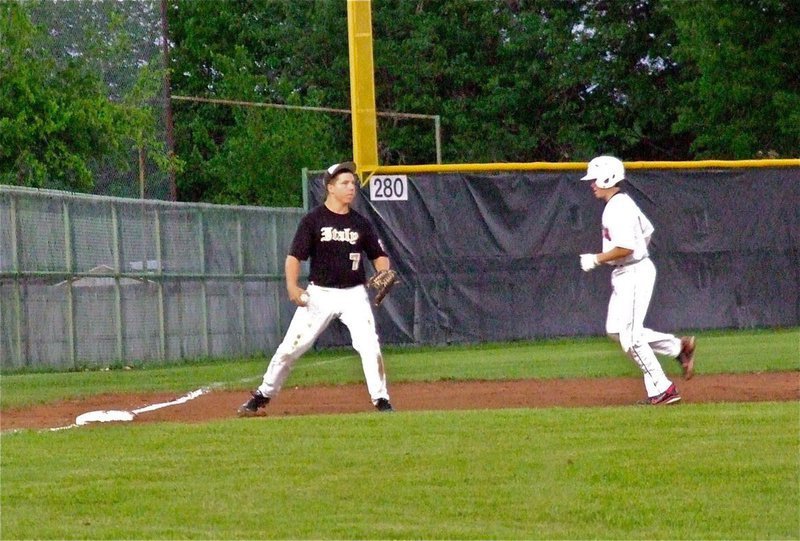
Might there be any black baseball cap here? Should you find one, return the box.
[322,161,358,184]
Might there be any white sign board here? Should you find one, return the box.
[370,175,408,201]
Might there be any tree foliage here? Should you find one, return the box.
[368,0,688,162]
[168,0,341,206]
[668,0,800,158]
[0,0,180,194]
[2,0,796,205]
[0,2,124,190]
[169,0,797,203]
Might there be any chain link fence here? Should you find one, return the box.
[0,186,304,371]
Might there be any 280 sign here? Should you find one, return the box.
[370,175,408,201]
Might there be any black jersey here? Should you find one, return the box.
[289,205,387,288]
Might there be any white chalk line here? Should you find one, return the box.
[49,385,219,431]
[8,354,359,434]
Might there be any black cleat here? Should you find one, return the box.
[237,390,270,416]
[375,398,394,412]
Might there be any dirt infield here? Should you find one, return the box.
[2,372,797,431]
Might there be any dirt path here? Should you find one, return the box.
[2,372,797,431]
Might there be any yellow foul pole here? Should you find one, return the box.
[346,0,379,177]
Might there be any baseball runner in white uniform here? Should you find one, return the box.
[579,156,696,405]
[238,161,393,415]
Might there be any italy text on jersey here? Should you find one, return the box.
[320,227,359,245]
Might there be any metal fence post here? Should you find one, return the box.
[434,115,442,164]
[271,213,282,341]
[237,214,246,354]
[154,207,166,361]
[63,200,77,367]
[301,168,310,211]
[198,210,210,356]
[111,204,124,363]
[10,195,23,367]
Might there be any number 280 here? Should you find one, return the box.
[370,175,408,201]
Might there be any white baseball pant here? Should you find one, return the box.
[256,283,389,405]
[605,258,682,397]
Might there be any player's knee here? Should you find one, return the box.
[617,333,634,353]
[351,336,380,359]
[275,340,310,362]
[354,345,381,361]
[608,332,632,351]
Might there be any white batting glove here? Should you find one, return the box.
[580,253,599,272]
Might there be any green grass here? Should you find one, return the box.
[1,328,798,539]
[2,327,798,409]
[1,403,797,539]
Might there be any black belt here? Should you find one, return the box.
[612,257,648,268]
[309,282,361,289]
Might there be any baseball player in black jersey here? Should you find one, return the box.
[238,161,394,415]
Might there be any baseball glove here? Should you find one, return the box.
[367,269,398,306]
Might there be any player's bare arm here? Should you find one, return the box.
[580,247,633,271]
[581,247,633,271]
[596,246,633,265]
[372,255,390,272]
[284,255,307,306]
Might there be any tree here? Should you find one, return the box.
[0,1,125,190]
[164,0,799,205]
[168,0,341,205]
[667,0,800,158]
[368,0,686,162]
[0,0,181,195]
[562,0,689,159]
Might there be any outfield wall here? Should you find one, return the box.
[309,166,800,346]
[1,164,797,370]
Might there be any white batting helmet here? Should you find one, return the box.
[581,156,625,188]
